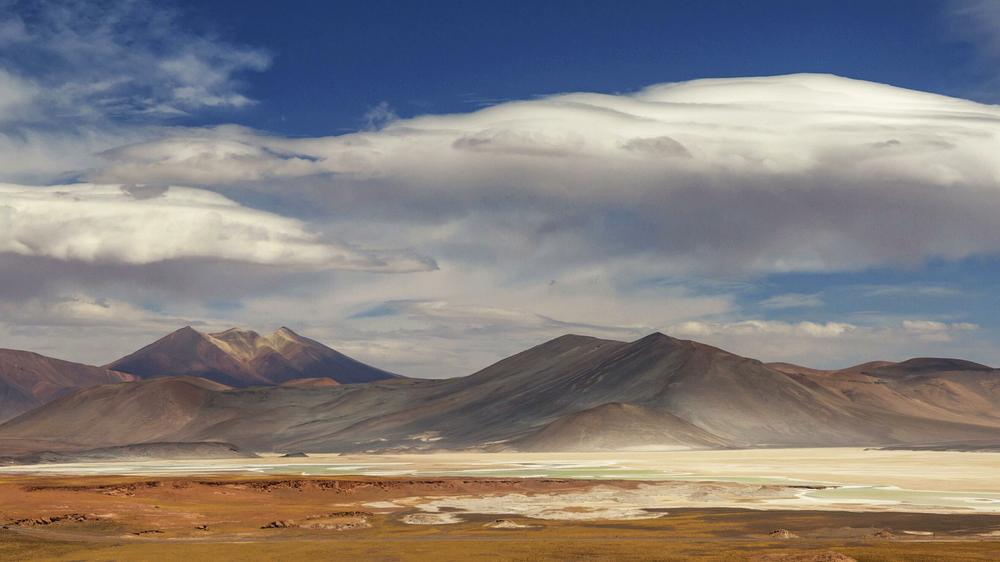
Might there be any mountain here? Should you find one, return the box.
[0,376,232,452]
[0,349,136,423]
[105,326,399,386]
[775,357,1000,431]
[0,333,997,453]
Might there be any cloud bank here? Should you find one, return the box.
[92,74,1000,275]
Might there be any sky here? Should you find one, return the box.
[1,0,1000,377]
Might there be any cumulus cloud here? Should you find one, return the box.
[91,74,1000,274]
[0,183,435,271]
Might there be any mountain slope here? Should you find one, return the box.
[106,326,399,386]
[775,358,1000,430]
[0,376,232,451]
[510,402,730,451]
[0,350,136,422]
[316,332,1000,449]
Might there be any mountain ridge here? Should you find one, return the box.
[1,331,997,454]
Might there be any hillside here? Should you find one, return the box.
[0,350,137,422]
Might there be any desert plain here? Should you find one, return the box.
[0,448,998,561]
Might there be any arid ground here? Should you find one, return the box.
[0,450,998,561]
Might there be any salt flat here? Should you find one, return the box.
[3,448,997,490]
[2,448,998,514]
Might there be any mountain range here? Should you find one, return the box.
[0,326,394,426]
[0,329,996,454]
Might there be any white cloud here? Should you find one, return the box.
[670,320,857,339]
[0,1,270,119]
[667,318,985,368]
[0,1,270,184]
[0,182,435,271]
[901,319,979,337]
[91,74,1000,275]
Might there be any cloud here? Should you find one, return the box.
[856,284,962,298]
[0,1,270,184]
[0,292,232,364]
[0,294,191,329]
[667,318,985,367]
[0,0,270,119]
[671,320,858,339]
[0,182,435,271]
[901,319,979,340]
[950,0,1000,59]
[353,299,646,336]
[90,74,1000,275]
[671,318,978,341]
[758,293,824,309]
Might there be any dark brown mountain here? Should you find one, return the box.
[105,326,399,386]
[0,333,997,453]
[0,349,136,423]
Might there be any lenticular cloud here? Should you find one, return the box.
[94,74,1000,273]
[0,183,435,272]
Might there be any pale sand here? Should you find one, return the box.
[325,448,1000,493]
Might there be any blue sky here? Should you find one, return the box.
[176,1,983,134]
[1,0,999,377]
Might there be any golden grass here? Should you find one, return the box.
[0,474,996,561]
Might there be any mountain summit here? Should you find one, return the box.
[105,326,398,387]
